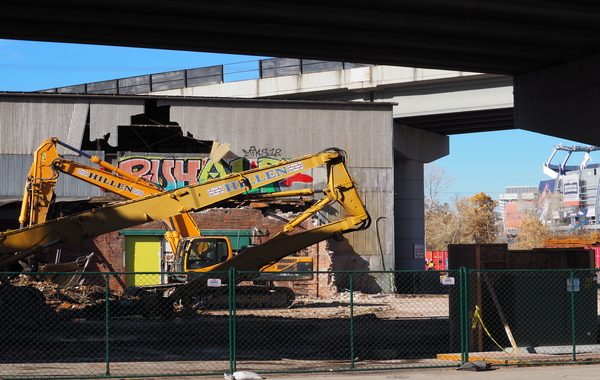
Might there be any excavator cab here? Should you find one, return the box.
[179,237,233,272]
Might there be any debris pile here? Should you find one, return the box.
[0,277,57,333]
[7,274,110,311]
[2,274,180,322]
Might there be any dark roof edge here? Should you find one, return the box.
[0,91,396,110]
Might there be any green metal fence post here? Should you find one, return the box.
[349,272,355,369]
[228,268,237,373]
[459,267,470,365]
[104,273,111,376]
[459,267,465,364]
[570,270,577,362]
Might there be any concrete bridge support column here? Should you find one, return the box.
[515,53,600,146]
[392,124,449,271]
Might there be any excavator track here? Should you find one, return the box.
[189,286,295,309]
[129,283,295,311]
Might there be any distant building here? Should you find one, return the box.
[498,186,538,236]
[542,144,600,229]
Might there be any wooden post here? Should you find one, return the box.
[482,272,519,352]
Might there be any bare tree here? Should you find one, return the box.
[424,164,455,251]
[424,164,453,208]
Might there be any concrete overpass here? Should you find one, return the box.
[149,64,514,132]
[46,60,515,135]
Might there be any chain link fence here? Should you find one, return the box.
[0,268,598,378]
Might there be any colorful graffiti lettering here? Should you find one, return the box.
[118,154,313,192]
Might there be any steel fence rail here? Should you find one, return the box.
[0,268,598,378]
[42,58,372,95]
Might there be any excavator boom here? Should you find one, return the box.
[0,149,346,267]
[17,137,201,250]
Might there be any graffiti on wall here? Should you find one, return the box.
[242,146,283,158]
[118,153,314,192]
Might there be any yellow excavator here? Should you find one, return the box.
[2,139,370,307]
[17,137,313,276]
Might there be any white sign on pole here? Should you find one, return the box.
[567,277,580,292]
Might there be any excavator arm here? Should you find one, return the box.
[234,154,370,271]
[18,138,200,251]
[19,138,163,226]
[169,152,370,301]
[0,149,350,267]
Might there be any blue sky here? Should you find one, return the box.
[0,39,264,90]
[0,39,589,199]
[434,130,583,200]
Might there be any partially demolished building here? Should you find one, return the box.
[0,93,395,293]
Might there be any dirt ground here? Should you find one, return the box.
[201,292,450,319]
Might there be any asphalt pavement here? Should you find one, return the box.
[209,364,600,380]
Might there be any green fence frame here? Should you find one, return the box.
[0,267,598,379]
